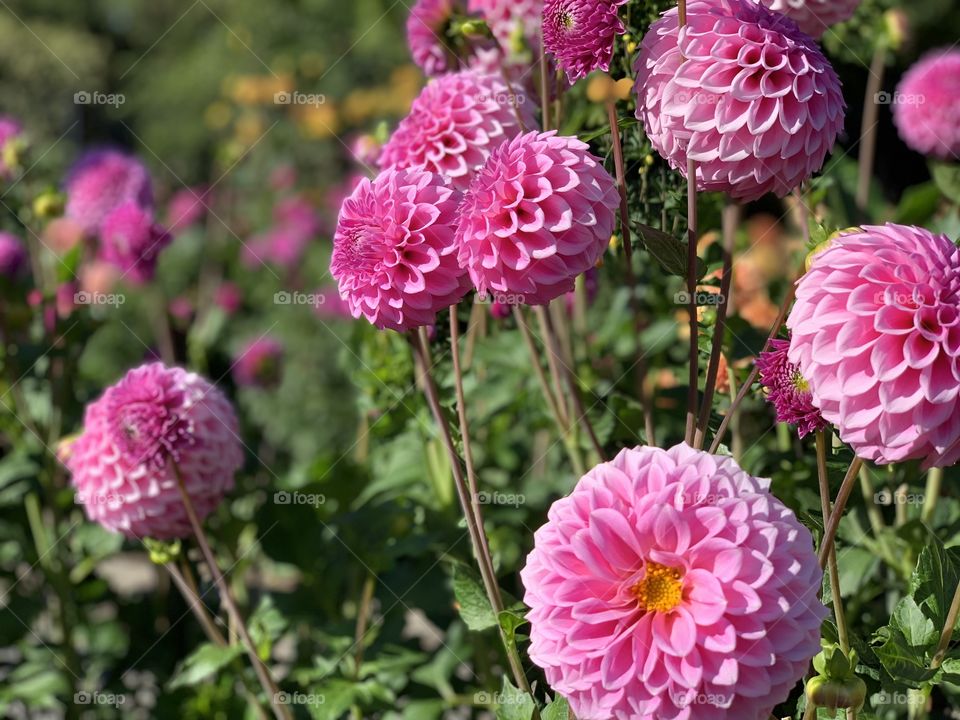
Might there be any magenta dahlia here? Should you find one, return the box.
[330,167,471,331]
[892,50,960,160]
[379,70,536,191]
[522,443,826,720]
[469,0,543,56]
[789,224,960,467]
[543,0,627,83]
[98,201,172,284]
[757,336,828,437]
[635,0,845,202]
[65,149,153,234]
[0,231,27,277]
[407,0,462,76]
[455,130,618,305]
[233,337,284,388]
[66,363,243,539]
[756,0,860,38]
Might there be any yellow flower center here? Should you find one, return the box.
[791,370,810,393]
[632,562,683,613]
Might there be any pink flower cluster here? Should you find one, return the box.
[522,444,825,719]
[66,363,243,540]
[243,194,320,269]
[789,223,960,467]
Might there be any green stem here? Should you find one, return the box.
[922,466,943,525]
[815,432,850,654]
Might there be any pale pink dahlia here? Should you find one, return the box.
[98,201,172,284]
[455,130,618,305]
[755,0,860,38]
[635,0,845,202]
[66,363,243,539]
[892,50,960,160]
[522,443,826,720]
[407,0,461,76]
[379,70,536,191]
[468,0,543,55]
[756,336,828,437]
[788,224,960,467]
[543,0,627,83]
[330,167,471,331]
[65,149,153,234]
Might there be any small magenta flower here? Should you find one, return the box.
[407,0,462,76]
[455,130,618,305]
[331,167,471,331]
[543,0,627,83]
[166,186,209,233]
[892,49,960,160]
[635,0,845,202]
[522,444,826,720]
[214,283,243,315]
[379,70,536,191]
[0,231,27,277]
[789,223,960,467]
[65,149,153,234]
[756,336,828,437]
[757,0,861,38]
[65,363,243,539]
[98,201,172,284]
[233,337,284,388]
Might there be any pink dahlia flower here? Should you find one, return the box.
[755,0,860,38]
[0,231,27,277]
[468,0,543,56]
[788,224,960,467]
[98,201,172,284]
[892,50,960,160]
[65,149,153,234]
[455,130,618,305]
[379,70,536,191]
[330,167,471,331]
[407,0,462,76]
[757,336,828,437]
[635,0,845,202]
[543,0,627,83]
[66,363,242,539]
[233,336,284,387]
[522,443,826,720]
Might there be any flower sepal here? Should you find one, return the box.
[806,643,867,711]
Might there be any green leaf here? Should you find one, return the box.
[168,642,244,689]
[494,677,535,720]
[892,596,937,648]
[453,565,497,631]
[895,182,941,225]
[634,223,706,279]
[872,626,938,688]
[542,696,570,720]
[930,160,960,205]
[911,540,960,630]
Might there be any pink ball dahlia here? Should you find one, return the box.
[788,224,960,467]
[98,201,172,284]
[455,130,618,305]
[379,70,536,191]
[468,0,543,55]
[65,149,153,234]
[756,336,828,437]
[330,167,471,331]
[407,0,462,76]
[522,443,826,720]
[634,0,845,202]
[755,0,860,38]
[66,363,243,540]
[233,336,284,388]
[892,49,960,160]
[543,0,627,83]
